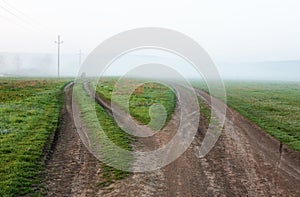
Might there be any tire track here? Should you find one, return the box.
[44,82,300,196]
[194,88,300,196]
[44,83,101,197]
[90,83,300,196]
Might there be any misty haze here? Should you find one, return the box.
[1,52,299,81]
[1,0,300,196]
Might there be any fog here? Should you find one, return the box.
[0,52,299,81]
[0,0,299,80]
[0,52,81,77]
[216,60,300,81]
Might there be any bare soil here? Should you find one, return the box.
[43,83,101,196]
[44,83,300,196]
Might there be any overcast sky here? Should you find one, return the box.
[1,0,300,62]
[0,0,300,80]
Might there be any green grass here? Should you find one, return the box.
[193,80,300,151]
[73,82,134,187]
[198,97,211,121]
[95,78,176,130]
[74,78,176,186]
[0,79,69,196]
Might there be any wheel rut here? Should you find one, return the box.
[44,82,300,196]
[44,83,101,197]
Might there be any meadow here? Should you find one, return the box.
[73,78,176,186]
[193,81,300,151]
[0,79,69,196]
[95,78,176,129]
[0,77,177,194]
[2,77,299,195]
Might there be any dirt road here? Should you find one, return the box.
[44,82,300,196]
[44,83,101,196]
[194,89,300,196]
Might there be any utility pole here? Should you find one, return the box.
[54,35,63,77]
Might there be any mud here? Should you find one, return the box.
[44,83,101,197]
[44,82,300,196]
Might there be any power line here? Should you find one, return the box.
[2,0,47,31]
[2,0,40,25]
[54,35,63,78]
[0,1,48,33]
[0,13,30,31]
[0,4,34,28]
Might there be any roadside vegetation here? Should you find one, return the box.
[95,78,176,128]
[73,78,176,186]
[193,81,300,151]
[0,79,69,196]
[73,82,134,187]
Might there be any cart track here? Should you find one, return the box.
[44,83,101,197]
[89,83,300,196]
[44,82,300,196]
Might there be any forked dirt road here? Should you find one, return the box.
[44,83,300,196]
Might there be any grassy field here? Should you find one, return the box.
[95,78,176,129]
[73,82,134,187]
[0,79,69,196]
[193,81,300,151]
[73,78,176,186]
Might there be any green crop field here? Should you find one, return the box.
[95,78,176,129]
[193,81,300,151]
[0,79,69,196]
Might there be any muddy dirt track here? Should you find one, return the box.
[44,83,101,196]
[44,82,300,196]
